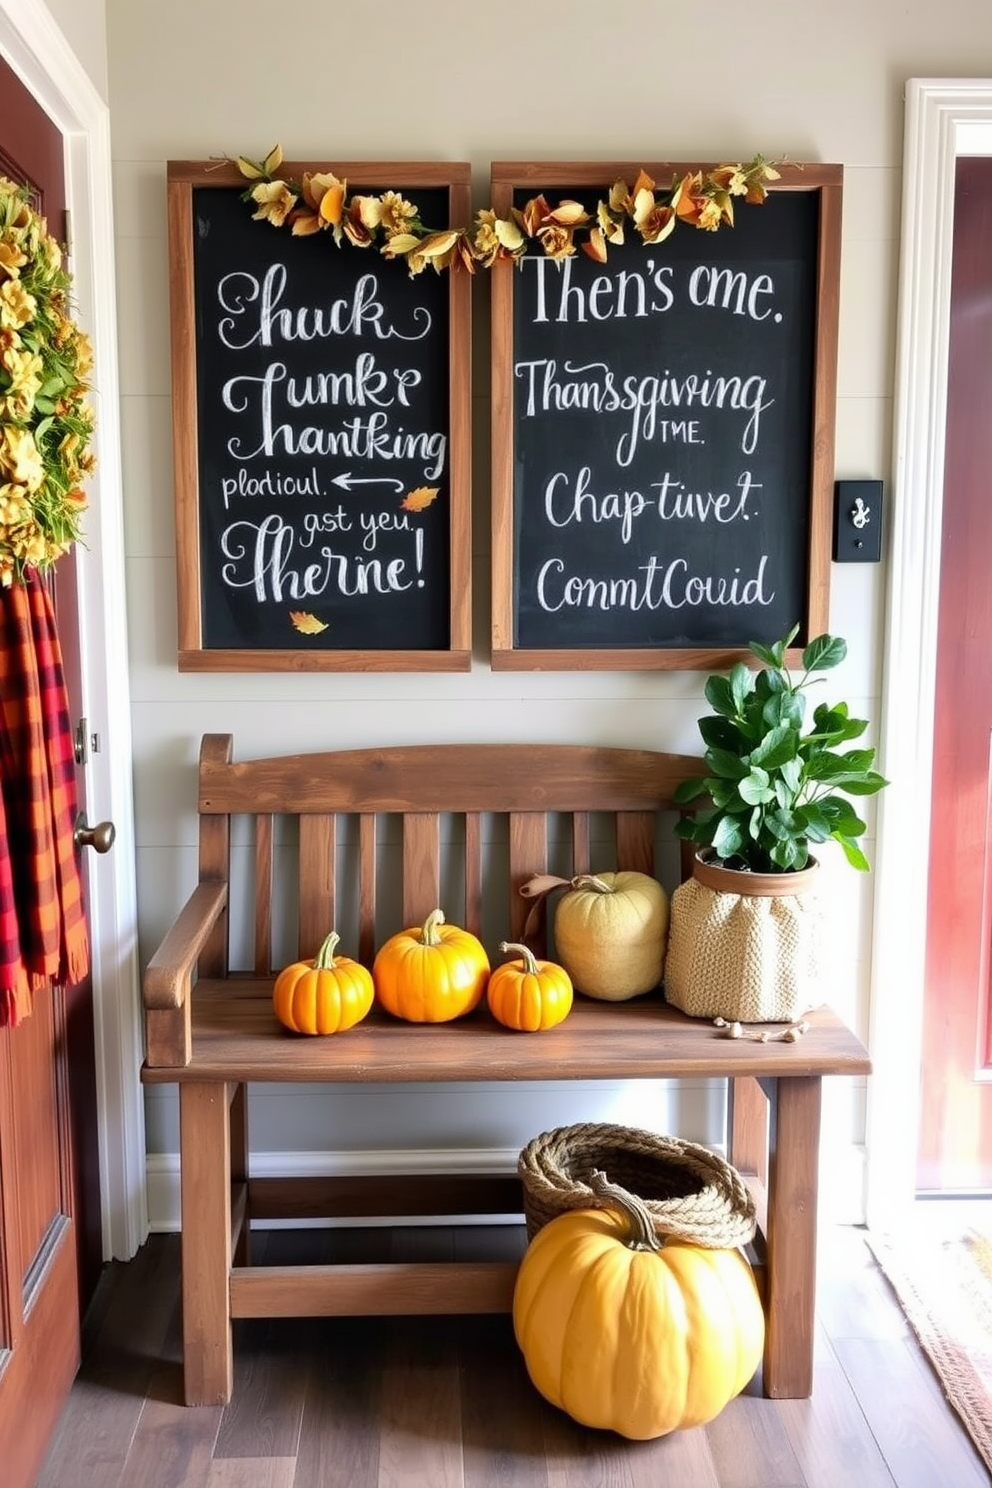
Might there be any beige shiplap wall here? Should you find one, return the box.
[104,0,992,1224]
[44,0,107,96]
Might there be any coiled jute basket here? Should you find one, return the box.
[518,1121,757,1248]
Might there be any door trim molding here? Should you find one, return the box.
[867,78,992,1226]
[0,0,146,1258]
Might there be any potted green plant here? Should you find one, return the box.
[664,624,888,1023]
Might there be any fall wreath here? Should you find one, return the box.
[0,176,95,588]
[235,146,780,275]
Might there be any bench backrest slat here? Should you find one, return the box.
[617,810,655,877]
[254,813,273,975]
[404,813,440,930]
[357,813,376,968]
[298,814,335,960]
[509,810,547,944]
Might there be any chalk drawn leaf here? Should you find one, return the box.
[401,486,439,513]
[289,610,328,635]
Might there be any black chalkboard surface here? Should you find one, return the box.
[167,161,472,671]
[490,162,842,671]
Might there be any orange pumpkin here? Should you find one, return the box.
[272,931,374,1036]
[487,941,573,1031]
[372,908,490,1023]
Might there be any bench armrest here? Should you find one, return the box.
[144,881,229,1010]
[143,881,227,1069]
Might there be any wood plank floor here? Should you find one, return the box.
[36,1221,990,1488]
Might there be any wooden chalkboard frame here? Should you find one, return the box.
[167,160,472,671]
[489,160,842,671]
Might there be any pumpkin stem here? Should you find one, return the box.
[314,930,341,969]
[499,940,539,975]
[589,1170,661,1252]
[570,874,613,895]
[421,908,446,946]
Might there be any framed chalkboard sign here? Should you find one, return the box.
[490,161,842,670]
[167,160,472,671]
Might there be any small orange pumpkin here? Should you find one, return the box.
[272,931,374,1036]
[487,941,573,1032]
[372,908,490,1023]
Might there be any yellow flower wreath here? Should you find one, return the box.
[0,176,95,587]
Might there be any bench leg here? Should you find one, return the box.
[179,1081,233,1405]
[763,1074,822,1399]
[727,1074,768,1190]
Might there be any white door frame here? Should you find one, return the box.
[866,79,992,1229]
[0,0,146,1258]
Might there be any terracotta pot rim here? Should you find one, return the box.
[692,849,820,898]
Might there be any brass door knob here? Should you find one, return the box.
[74,812,116,853]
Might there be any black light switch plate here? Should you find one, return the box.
[833,480,883,562]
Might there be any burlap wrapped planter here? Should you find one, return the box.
[518,1121,757,1248]
[664,852,822,1024]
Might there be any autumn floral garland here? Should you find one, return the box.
[0,176,95,588]
[235,146,780,274]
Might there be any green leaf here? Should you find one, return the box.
[750,722,798,770]
[770,837,805,871]
[804,753,867,783]
[675,806,720,842]
[674,814,706,842]
[712,814,745,858]
[755,666,786,699]
[817,797,867,835]
[729,662,754,713]
[764,808,799,842]
[794,803,833,841]
[750,623,798,669]
[832,832,871,871]
[704,675,736,717]
[841,772,889,796]
[749,640,782,668]
[762,690,803,730]
[809,706,868,744]
[709,778,740,809]
[738,768,775,806]
[779,756,803,794]
[698,715,748,752]
[673,776,709,805]
[802,633,846,672]
[704,747,751,781]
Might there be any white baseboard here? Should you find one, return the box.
[146,1141,868,1232]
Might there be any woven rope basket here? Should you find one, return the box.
[518,1122,757,1248]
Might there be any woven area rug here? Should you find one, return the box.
[868,1223,992,1472]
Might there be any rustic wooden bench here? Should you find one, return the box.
[141,733,871,1407]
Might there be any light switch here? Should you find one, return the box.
[833,480,883,563]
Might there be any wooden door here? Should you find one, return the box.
[918,156,992,1193]
[0,56,103,1488]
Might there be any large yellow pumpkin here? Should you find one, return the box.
[553,871,669,1001]
[272,931,374,1036]
[372,908,490,1022]
[512,1173,764,1440]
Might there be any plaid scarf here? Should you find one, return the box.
[0,571,89,1025]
